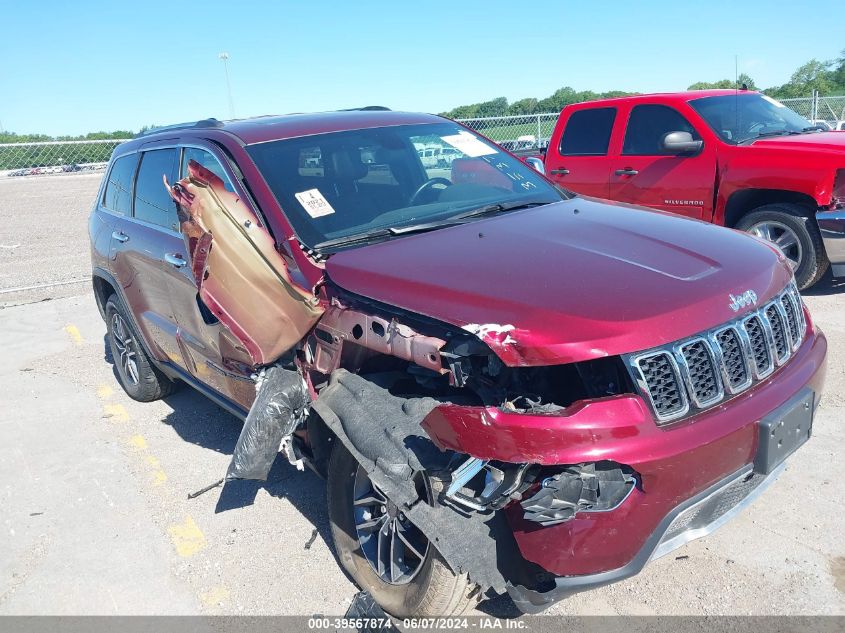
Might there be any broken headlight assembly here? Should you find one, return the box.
[520,462,638,526]
[441,457,639,524]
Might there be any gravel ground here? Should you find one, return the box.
[0,174,101,306]
[0,175,843,617]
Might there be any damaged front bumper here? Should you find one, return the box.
[506,462,784,613]
[423,326,827,611]
[817,206,845,277]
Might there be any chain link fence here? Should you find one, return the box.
[1,95,844,179]
[455,113,559,150]
[780,96,845,126]
[0,139,129,177]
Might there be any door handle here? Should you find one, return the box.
[164,253,187,268]
[550,168,570,175]
[614,168,639,176]
[111,231,129,243]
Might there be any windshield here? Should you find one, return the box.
[689,93,814,144]
[246,122,563,251]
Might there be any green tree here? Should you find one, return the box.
[475,97,509,118]
[508,97,539,115]
[687,79,735,90]
[832,49,845,92]
[737,73,758,90]
[768,59,835,98]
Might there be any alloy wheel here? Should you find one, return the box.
[748,220,803,272]
[352,466,429,585]
[111,312,140,386]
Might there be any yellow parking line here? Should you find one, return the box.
[168,516,207,557]
[199,586,230,607]
[64,324,83,345]
[129,434,147,449]
[96,384,114,400]
[102,403,129,422]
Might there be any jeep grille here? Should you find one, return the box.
[628,283,806,424]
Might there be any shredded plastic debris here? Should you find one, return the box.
[226,365,309,481]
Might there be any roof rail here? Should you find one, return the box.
[135,118,224,138]
[337,106,392,112]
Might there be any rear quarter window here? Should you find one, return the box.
[181,147,235,191]
[102,153,138,215]
[133,148,180,231]
[559,107,616,156]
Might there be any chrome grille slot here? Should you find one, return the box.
[714,327,750,392]
[678,339,722,407]
[781,289,803,351]
[765,304,789,362]
[743,315,773,377]
[635,352,687,421]
[627,283,808,424]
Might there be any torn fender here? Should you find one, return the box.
[167,161,324,367]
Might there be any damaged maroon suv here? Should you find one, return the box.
[89,108,827,615]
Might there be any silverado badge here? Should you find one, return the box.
[728,290,758,312]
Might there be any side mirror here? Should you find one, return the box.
[524,156,545,174]
[662,131,703,155]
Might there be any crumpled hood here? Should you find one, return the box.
[325,197,793,366]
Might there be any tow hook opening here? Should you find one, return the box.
[520,462,638,526]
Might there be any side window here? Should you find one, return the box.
[134,149,179,231]
[181,147,234,191]
[102,153,138,215]
[559,108,616,156]
[623,105,700,155]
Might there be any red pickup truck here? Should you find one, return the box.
[524,90,845,289]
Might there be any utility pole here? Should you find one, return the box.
[218,52,236,119]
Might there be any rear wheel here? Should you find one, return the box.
[736,203,829,290]
[327,441,479,617]
[105,294,176,402]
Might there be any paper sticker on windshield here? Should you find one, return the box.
[440,132,498,157]
[761,94,786,108]
[295,189,335,218]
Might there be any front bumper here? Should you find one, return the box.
[817,207,845,277]
[507,461,782,613]
[423,324,827,611]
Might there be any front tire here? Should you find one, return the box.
[327,441,479,617]
[105,294,176,402]
[736,203,829,290]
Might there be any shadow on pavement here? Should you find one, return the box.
[103,337,524,618]
[802,268,845,296]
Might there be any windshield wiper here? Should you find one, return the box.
[388,201,550,236]
[450,200,551,221]
[739,129,801,144]
[312,218,468,251]
[312,229,393,251]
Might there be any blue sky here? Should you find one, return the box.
[2,0,843,136]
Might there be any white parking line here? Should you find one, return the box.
[0,278,88,294]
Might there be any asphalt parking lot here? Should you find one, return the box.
[1,175,844,616]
